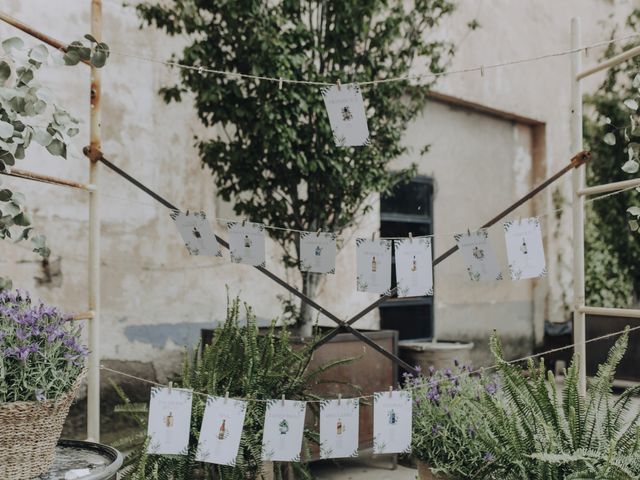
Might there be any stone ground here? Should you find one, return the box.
[310,457,418,480]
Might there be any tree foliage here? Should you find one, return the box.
[136,0,457,327]
[583,10,640,307]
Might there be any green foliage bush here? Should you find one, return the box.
[116,295,350,480]
[475,329,640,479]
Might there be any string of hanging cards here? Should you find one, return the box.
[100,323,640,463]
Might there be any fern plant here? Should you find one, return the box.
[114,295,352,480]
[476,328,640,480]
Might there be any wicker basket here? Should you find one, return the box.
[0,371,85,480]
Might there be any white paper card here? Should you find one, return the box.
[356,238,392,294]
[394,238,434,297]
[504,217,547,280]
[455,229,503,282]
[170,210,221,256]
[196,396,247,466]
[300,232,337,274]
[147,387,193,455]
[321,84,370,147]
[227,222,266,267]
[373,390,412,454]
[261,400,307,462]
[319,398,360,459]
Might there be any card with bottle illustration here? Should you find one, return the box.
[319,398,360,459]
[196,395,248,466]
[170,210,222,257]
[146,387,193,455]
[356,238,392,294]
[299,232,337,274]
[226,221,266,267]
[321,83,370,147]
[503,217,547,280]
[394,237,434,297]
[261,399,307,462]
[373,390,412,454]
[454,229,503,282]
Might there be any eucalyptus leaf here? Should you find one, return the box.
[630,219,639,232]
[0,121,14,139]
[2,202,20,216]
[0,189,11,201]
[29,44,48,63]
[624,98,639,110]
[12,212,30,227]
[90,51,107,68]
[63,49,81,66]
[16,226,32,242]
[11,192,25,205]
[46,139,67,158]
[0,61,11,83]
[603,132,616,145]
[2,37,24,53]
[33,127,53,146]
[627,206,640,216]
[621,160,639,173]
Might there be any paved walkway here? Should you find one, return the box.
[311,457,418,479]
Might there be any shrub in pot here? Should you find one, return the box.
[116,295,350,480]
[0,289,87,479]
[475,328,640,479]
[409,361,498,480]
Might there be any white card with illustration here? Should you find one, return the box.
[356,238,392,294]
[170,210,222,257]
[321,83,370,147]
[196,396,248,466]
[146,387,193,455]
[394,237,434,297]
[373,390,412,454]
[300,232,337,274]
[454,229,503,282]
[503,217,547,280]
[227,222,266,267]
[319,398,360,459]
[261,399,307,462]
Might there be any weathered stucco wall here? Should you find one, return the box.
[0,0,635,372]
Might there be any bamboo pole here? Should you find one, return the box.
[0,167,95,191]
[577,44,640,81]
[86,0,102,442]
[578,177,640,197]
[571,18,587,397]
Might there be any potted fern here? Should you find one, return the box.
[0,289,87,479]
[115,295,350,480]
[475,328,640,479]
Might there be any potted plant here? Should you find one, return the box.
[0,289,87,479]
[115,295,351,480]
[474,328,640,479]
[410,361,497,480]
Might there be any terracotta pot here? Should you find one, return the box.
[417,460,449,480]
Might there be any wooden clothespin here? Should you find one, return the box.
[371,231,376,242]
[278,77,284,90]
[316,228,322,237]
[224,391,229,404]
[338,393,342,406]
[281,394,286,406]
[168,381,173,394]
[336,79,342,91]
[388,385,393,398]
[242,219,247,227]
[480,66,485,77]
[409,232,413,243]
[467,228,471,236]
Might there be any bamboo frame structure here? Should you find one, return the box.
[571,17,640,396]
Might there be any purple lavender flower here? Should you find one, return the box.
[483,452,495,462]
[467,425,476,438]
[428,365,435,376]
[444,368,452,378]
[35,389,45,401]
[485,382,498,395]
[426,387,440,403]
[15,328,29,341]
[454,358,459,367]
[414,365,422,374]
[432,423,441,434]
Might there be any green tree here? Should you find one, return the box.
[583,11,640,308]
[136,0,459,334]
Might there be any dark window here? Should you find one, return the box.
[379,177,434,340]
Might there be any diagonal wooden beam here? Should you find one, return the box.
[90,148,419,374]
[312,151,591,350]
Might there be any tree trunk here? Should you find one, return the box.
[298,272,322,337]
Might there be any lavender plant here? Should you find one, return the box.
[409,361,497,479]
[0,289,87,403]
